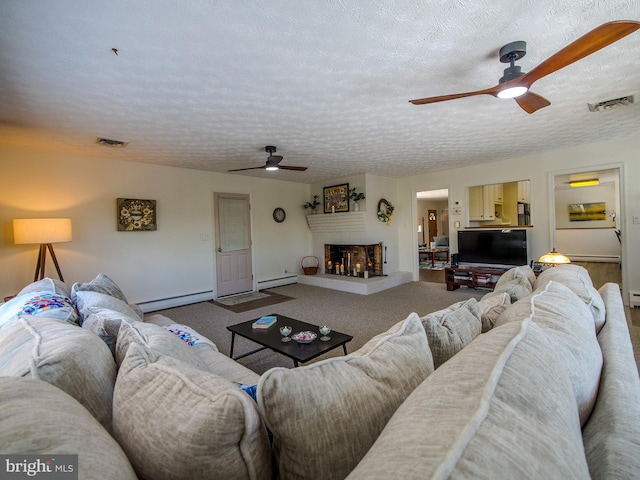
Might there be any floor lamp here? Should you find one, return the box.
[13,218,73,282]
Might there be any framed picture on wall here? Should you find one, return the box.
[323,183,349,213]
[117,198,157,231]
[568,202,606,222]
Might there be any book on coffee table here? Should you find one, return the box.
[252,315,277,329]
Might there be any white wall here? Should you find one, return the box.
[0,146,312,305]
[396,135,640,305]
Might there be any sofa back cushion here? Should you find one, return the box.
[0,315,117,431]
[73,291,142,354]
[420,298,482,368]
[347,320,590,480]
[535,263,605,332]
[256,312,434,480]
[143,314,260,386]
[493,265,536,290]
[1,278,79,327]
[484,274,533,303]
[113,343,271,480]
[18,277,72,297]
[495,280,603,425]
[0,377,136,480]
[477,292,511,332]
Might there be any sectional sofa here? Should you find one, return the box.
[0,266,638,479]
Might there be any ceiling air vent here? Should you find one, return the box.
[587,95,635,112]
[96,137,128,147]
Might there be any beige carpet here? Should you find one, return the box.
[156,281,484,373]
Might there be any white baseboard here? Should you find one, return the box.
[137,291,214,313]
[567,254,621,263]
[257,275,298,290]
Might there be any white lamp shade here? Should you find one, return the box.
[13,218,72,245]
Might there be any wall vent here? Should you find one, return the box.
[96,137,128,147]
[587,95,635,112]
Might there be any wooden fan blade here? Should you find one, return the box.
[514,91,551,114]
[409,85,500,105]
[521,20,640,88]
[227,166,266,172]
[279,165,308,171]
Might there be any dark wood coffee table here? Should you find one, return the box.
[227,313,353,367]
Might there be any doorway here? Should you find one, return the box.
[417,188,449,283]
[550,166,623,290]
[214,193,254,298]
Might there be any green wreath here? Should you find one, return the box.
[377,198,395,224]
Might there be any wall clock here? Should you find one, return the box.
[273,207,286,223]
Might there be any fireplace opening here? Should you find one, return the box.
[324,243,383,277]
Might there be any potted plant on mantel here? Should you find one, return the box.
[349,187,366,212]
[303,195,320,214]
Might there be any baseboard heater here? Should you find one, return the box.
[137,290,214,313]
[566,254,621,263]
[257,274,298,290]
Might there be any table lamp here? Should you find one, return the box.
[537,248,571,265]
[13,218,72,282]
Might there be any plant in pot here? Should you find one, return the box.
[349,188,366,211]
[303,195,320,214]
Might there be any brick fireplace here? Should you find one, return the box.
[324,243,383,276]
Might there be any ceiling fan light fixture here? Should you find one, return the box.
[497,85,529,99]
[265,165,279,171]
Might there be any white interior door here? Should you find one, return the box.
[214,193,253,297]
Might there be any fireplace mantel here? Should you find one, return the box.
[305,212,365,233]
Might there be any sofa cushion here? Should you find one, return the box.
[420,298,482,368]
[113,343,271,480]
[0,315,116,431]
[143,313,260,386]
[1,276,77,327]
[493,265,536,290]
[495,280,603,425]
[72,273,129,303]
[256,312,434,480]
[18,277,72,297]
[72,273,144,319]
[74,290,142,353]
[346,320,590,480]
[536,263,605,332]
[484,274,532,303]
[477,292,511,332]
[0,290,80,327]
[0,377,137,480]
[115,321,210,371]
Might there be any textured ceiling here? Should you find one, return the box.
[1,1,639,184]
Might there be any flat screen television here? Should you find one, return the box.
[457,229,528,269]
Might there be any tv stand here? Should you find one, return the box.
[445,266,507,291]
